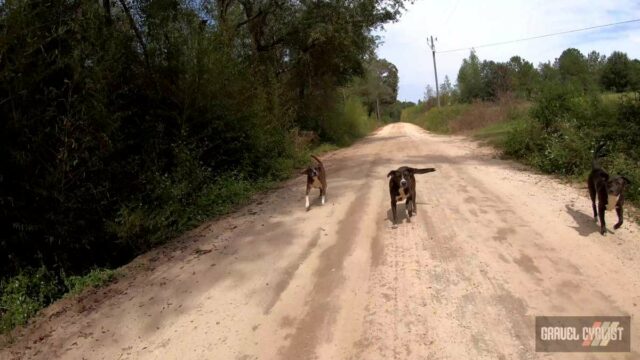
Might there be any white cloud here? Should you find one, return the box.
[376,0,640,102]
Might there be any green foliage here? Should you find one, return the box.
[556,48,594,90]
[350,57,400,121]
[0,268,64,334]
[529,82,580,130]
[447,46,639,208]
[0,0,407,333]
[0,267,120,334]
[494,86,639,203]
[63,269,119,296]
[601,51,635,92]
[474,107,528,146]
[322,96,377,146]
[508,56,538,99]
[457,51,484,102]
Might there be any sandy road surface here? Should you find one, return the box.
[3,123,640,360]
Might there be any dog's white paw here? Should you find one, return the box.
[321,196,325,205]
[305,196,310,209]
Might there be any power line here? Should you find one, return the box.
[438,18,640,54]
[441,0,461,31]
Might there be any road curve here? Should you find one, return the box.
[3,122,640,360]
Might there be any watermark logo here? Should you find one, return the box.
[536,316,630,352]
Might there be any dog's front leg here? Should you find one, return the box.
[391,200,397,224]
[320,188,325,205]
[305,185,311,210]
[614,206,624,230]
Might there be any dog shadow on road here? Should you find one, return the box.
[386,204,411,226]
[565,204,612,237]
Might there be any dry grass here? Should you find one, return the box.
[449,96,528,134]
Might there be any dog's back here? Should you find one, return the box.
[589,143,609,183]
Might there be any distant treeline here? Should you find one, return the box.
[0,0,408,332]
[423,48,640,107]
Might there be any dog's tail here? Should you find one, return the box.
[310,154,323,166]
[592,143,606,170]
[413,168,436,174]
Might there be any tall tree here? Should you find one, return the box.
[601,51,633,92]
[556,48,592,90]
[507,56,538,98]
[457,50,483,102]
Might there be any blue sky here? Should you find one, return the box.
[376,0,640,102]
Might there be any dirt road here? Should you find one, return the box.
[3,123,640,360]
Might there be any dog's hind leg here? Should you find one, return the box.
[614,206,623,230]
[406,197,413,218]
[598,202,607,235]
[588,180,597,221]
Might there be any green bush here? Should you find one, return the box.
[0,268,63,334]
[0,267,121,334]
[499,84,639,205]
[500,115,544,159]
[529,82,578,130]
[63,268,119,296]
[322,97,376,146]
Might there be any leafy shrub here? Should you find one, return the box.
[0,267,120,335]
[530,82,578,130]
[63,268,119,296]
[500,84,639,202]
[322,97,376,146]
[0,268,63,333]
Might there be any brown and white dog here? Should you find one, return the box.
[387,166,436,224]
[301,155,327,210]
[588,144,631,235]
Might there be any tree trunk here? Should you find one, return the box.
[102,0,112,25]
[118,0,150,68]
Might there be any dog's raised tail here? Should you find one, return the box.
[413,168,436,174]
[592,143,606,170]
[310,154,323,166]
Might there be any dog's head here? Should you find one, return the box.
[387,167,436,189]
[608,176,631,195]
[387,168,410,189]
[301,165,321,179]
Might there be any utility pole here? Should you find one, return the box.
[428,36,440,107]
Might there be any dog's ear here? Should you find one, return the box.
[300,168,309,175]
[410,167,436,174]
[621,176,632,185]
[387,170,396,178]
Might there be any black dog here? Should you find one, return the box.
[387,166,436,224]
[301,155,327,210]
[588,144,631,235]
